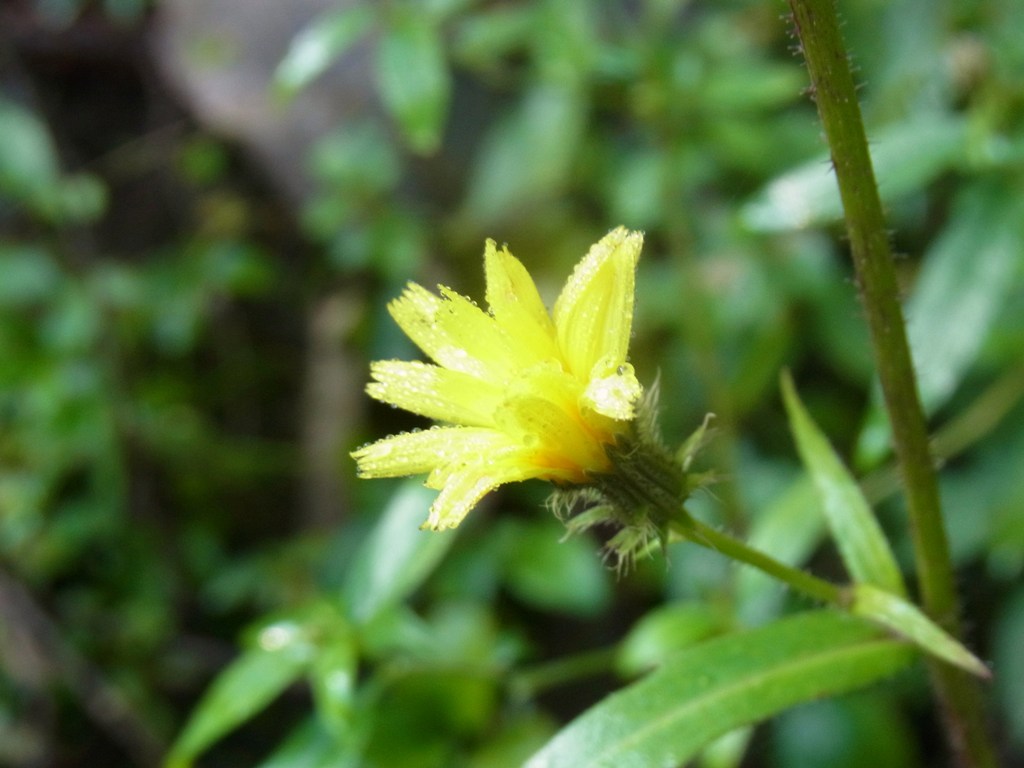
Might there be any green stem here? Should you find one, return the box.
[786,2,996,765]
[511,647,618,699]
[670,517,844,607]
[931,363,1024,461]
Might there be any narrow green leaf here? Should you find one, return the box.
[167,619,317,767]
[343,481,456,624]
[275,6,374,95]
[742,115,966,232]
[452,6,534,67]
[851,584,989,678]
[699,63,805,112]
[309,635,358,739]
[374,12,451,154]
[781,372,906,596]
[526,611,914,768]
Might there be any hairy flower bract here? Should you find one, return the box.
[352,227,645,530]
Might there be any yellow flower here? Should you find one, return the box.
[352,227,645,530]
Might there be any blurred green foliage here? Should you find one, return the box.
[2,0,1024,766]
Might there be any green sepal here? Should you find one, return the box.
[677,413,716,471]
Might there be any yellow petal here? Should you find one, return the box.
[388,283,512,380]
[367,360,502,426]
[553,227,642,380]
[581,359,642,420]
[495,363,612,477]
[424,458,536,530]
[483,241,559,366]
[352,426,509,479]
[484,240,552,328]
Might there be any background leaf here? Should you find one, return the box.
[857,180,1024,465]
[736,477,825,624]
[499,517,611,617]
[772,691,919,768]
[374,10,451,154]
[460,82,587,226]
[342,481,456,624]
[615,601,727,676]
[167,615,320,767]
[741,115,968,232]
[275,5,374,95]
[994,584,1024,748]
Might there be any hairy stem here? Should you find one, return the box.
[785,1,996,765]
[670,518,844,607]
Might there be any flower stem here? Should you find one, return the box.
[670,517,844,607]
[785,1,996,765]
[511,647,619,700]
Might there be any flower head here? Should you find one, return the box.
[352,228,645,530]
